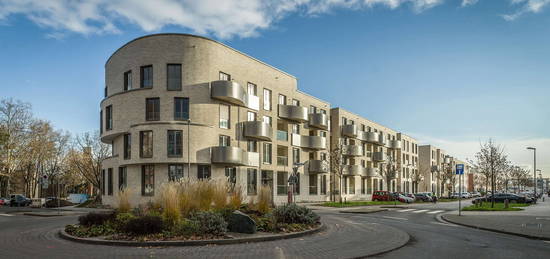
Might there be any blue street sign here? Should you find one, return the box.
[456,164,464,175]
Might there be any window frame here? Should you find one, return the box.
[219,103,230,129]
[167,130,183,157]
[139,130,153,158]
[118,167,127,190]
[167,64,182,91]
[140,65,153,88]
[124,70,132,91]
[174,97,189,121]
[123,133,131,160]
[141,165,155,196]
[145,98,160,121]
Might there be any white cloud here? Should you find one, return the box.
[0,0,448,39]
[461,0,479,7]
[502,0,550,21]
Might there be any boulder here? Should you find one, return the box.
[228,210,257,234]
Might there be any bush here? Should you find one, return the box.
[173,219,199,236]
[113,212,136,231]
[45,198,74,208]
[116,188,132,213]
[190,211,228,236]
[255,185,272,214]
[158,183,180,227]
[228,186,244,211]
[272,203,320,225]
[124,215,164,235]
[78,212,115,226]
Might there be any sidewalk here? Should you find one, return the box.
[442,196,550,240]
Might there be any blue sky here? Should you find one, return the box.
[0,0,549,176]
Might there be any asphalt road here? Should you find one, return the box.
[1,201,549,259]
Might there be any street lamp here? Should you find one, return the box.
[527,147,536,198]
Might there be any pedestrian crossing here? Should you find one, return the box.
[0,213,14,217]
[397,209,445,214]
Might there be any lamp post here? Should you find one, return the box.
[187,119,191,178]
[527,147,536,199]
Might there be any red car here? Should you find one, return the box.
[372,191,395,201]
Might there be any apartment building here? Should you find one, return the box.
[419,145,446,196]
[329,108,419,200]
[99,34,331,207]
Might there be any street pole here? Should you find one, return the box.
[459,172,461,216]
[527,147,536,199]
[187,119,191,178]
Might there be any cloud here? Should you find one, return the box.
[502,0,550,21]
[461,0,479,7]
[413,134,550,178]
[0,0,448,39]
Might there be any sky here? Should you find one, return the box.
[0,0,549,177]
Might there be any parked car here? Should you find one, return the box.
[414,193,433,202]
[397,194,414,203]
[472,193,532,204]
[405,193,416,200]
[372,191,395,201]
[0,198,7,206]
[471,192,481,198]
[9,194,31,207]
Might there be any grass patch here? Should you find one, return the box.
[462,203,530,211]
[320,201,407,207]
[437,198,460,202]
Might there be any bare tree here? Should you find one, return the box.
[329,140,345,202]
[438,161,455,198]
[379,153,398,192]
[470,139,508,207]
[410,168,424,194]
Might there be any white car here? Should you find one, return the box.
[398,194,414,203]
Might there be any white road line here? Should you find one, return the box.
[412,209,429,213]
[431,222,458,227]
[427,210,444,214]
[0,213,14,217]
[382,216,408,221]
[397,209,415,212]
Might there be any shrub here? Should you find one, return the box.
[173,219,199,236]
[212,181,229,210]
[272,203,320,225]
[158,183,180,227]
[190,211,228,236]
[256,185,272,215]
[113,212,136,231]
[124,215,164,235]
[45,198,74,208]
[228,186,244,211]
[78,212,115,226]
[116,187,132,213]
[196,180,215,211]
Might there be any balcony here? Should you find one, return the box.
[373,152,387,162]
[278,104,308,122]
[211,80,259,110]
[276,130,288,141]
[363,132,380,144]
[388,140,402,150]
[277,156,288,166]
[343,165,366,177]
[308,160,330,174]
[366,168,381,178]
[291,134,327,150]
[378,136,388,146]
[243,121,272,141]
[342,145,363,157]
[341,124,358,138]
[211,146,259,166]
[308,113,329,130]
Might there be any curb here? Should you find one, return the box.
[352,225,411,258]
[59,223,326,247]
[440,214,550,241]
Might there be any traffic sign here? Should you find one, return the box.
[456,164,464,175]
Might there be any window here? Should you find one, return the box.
[342,117,347,125]
[350,177,357,194]
[320,109,326,114]
[198,165,211,179]
[123,133,131,159]
[278,94,287,105]
[277,171,288,195]
[361,178,365,194]
[141,65,153,88]
[100,110,103,134]
[146,98,160,121]
[261,170,273,186]
[247,111,256,121]
[219,71,230,81]
[263,143,272,164]
[309,175,318,195]
[321,175,327,195]
[118,167,127,190]
[140,131,153,158]
[292,124,300,134]
[309,105,317,114]
[104,86,108,97]
[247,140,257,152]
[343,177,348,194]
[292,99,300,106]
[172,97,189,121]
[219,135,230,146]
[367,178,372,194]
[247,168,258,195]
[295,173,300,195]
[105,105,113,131]
[101,169,105,195]
[263,116,272,126]
[167,64,182,90]
[167,130,183,157]
[168,164,184,181]
[141,165,154,196]
[263,89,271,111]
[292,148,300,164]
[247,82,257,96]
[225,167,237,187]
[219,104,230,129]
[124,70,132,91]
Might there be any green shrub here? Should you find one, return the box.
[272,203,320,225]
[65,224,115,237]
[113,212,136,231]
[173,219,200,236]
[78,212,115,226]
[190,211,228,236]
[124,215,164,235]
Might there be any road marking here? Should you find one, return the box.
[397,209,415,212]
[427,210,445,214]
[412,209,429,213]
[431,222,458,227]
[382,216,408,221]
[0,214,14,217]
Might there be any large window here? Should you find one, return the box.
[277,171,288,195]
[146,98,160,121]
[167,130,183,157]
[140,131,153,158]
[219,71,230,81]
[105,105,113,131]
[263,143,272,164]
[247,111,256,121]
[124,70,132,91]
[101,169,105,195]
[219,135,230,146]
[168,164,184,181]
[278,94,287,105]
[100,110,103,134]
[225,167,237,187]
[219,104,230,129]
[167,64,182,90]
[295,173,300,195]
[262,116,272,126]
[198,165,211,179]
[123,134,131,159]
[292,148,300,164]
[118,167,127,190]
[140,65,153,88]
[247,140,257,152]
[321,175,327,195]
[263,88,271,111]
[361,178,366,194]
[261,170,273,187]
[247,168,258,195]
[174,97,189,120]
[247,82,257,96]
[309,174,318,195]
[141,165,154,196]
